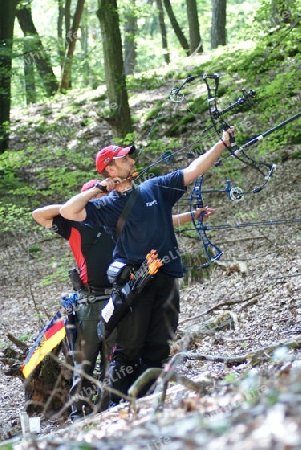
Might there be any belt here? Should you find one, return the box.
[77,294,110,305]
[80,286,112,296]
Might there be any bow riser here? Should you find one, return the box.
[190,176,223,266]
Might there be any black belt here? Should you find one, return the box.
[77,294,110,305]
[80,286,112,296]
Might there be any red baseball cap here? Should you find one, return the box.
[96,145,135,173]
[81,179,102,192]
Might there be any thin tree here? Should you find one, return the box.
[162,0,189,55]
[124,5,137,75]
[81,4,90,85]
[96,0,132,139]
[211,0,227,49]
[156,0,170,64]
[16,3,58,97]
[186,0,203,54]
[23,36,37,104]
[57,0,65,68]
[0,0,17,154]
[60,0,85,91]
[65,0,72,51]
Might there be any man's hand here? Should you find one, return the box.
[221,126,235,148]
[172,207,215,227]
[95,178,115,193]
[194,206,215,220]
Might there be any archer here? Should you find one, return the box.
[60,129,233,406]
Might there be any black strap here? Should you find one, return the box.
[116,188,139,239]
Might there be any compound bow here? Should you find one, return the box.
[135,74,301,266]
[171,74,301,266]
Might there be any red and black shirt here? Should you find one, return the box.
[52,215,114,288]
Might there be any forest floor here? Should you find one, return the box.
[1,157,301,450]
[1,62,301,448]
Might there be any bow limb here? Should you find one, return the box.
[230,112,301,194]
[190,176,223,267]
[203,73,277,194]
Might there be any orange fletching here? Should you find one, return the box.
[146,250,163,275]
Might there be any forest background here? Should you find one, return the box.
[1,0,300,233]
[0,0,301,447]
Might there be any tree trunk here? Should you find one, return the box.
[57,0,64,40]
[186,0,203,54]
[211,0,227,49]
[0,0,17,154]
[81,4,90,86]
[23,37,37,104]
[57,0,65,68]
[124,7,137,75]
[60,0,85,91]
[16,5,58,97]
[96,0,133,139]
[156,0,170,64]
[162,0,189,55]
[65,0,72,50]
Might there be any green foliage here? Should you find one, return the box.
[223,373,239,384]
[166,113,196,137]
[266,388,280,406]
[3,1,301,237]
[17,333,32,342]
[181,251,211,286]
[188,97,208,115]
[145,101,164,121]
[28,246,42,253]
[0,442,13,449]
[0,203,32,233]
[40,254,72,286]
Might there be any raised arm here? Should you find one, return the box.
[59,189,96,221]
[32,204,62,228]
[183,128,234,186]
[60,179,112,221]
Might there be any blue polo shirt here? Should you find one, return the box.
[83,170,187,278]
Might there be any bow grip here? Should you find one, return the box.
[222,125,236,149]
[228,127,236,147]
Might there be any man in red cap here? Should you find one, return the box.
[60,130,232,406]
[95,145,136,174]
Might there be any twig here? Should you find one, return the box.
[272,273,301,280]
[7,332,28,350]
[128,368,211,402]
[174,337,301,366]
[128,368,162,398]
